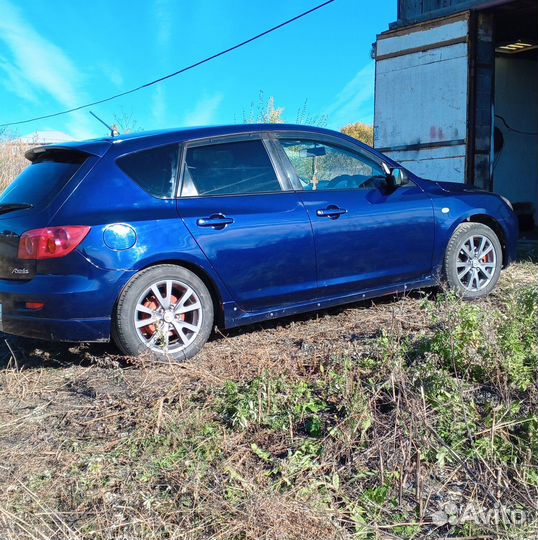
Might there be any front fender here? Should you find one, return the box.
[431,194,518,273]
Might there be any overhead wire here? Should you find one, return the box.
[495,114,538,136]
[0,0,336,128]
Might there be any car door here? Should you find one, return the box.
[274,136,435,298]
[176,136,317,312]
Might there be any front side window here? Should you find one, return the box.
[181,139,281,197]
[280,139,387,191]
[117,144,179,199]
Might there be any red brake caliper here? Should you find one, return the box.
[140,294,184,339]
[141,298,159,339]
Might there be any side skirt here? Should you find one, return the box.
[223,275,439,329]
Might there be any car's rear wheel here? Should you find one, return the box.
[444,222,503,299]
[112,265,213,361]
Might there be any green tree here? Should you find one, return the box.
[341,122,374,146]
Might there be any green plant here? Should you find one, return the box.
[217,372,327,435]
[243,91,285,124]
[496,286,538,390]
[423,286,538,390]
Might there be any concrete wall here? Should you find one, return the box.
[494,57,538,221]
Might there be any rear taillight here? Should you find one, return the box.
[18,226,91,260]
[25,302,45,310]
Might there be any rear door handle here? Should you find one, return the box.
[196,214,234,229]
[316,205,347,219]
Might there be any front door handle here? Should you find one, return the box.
[196,214,234,229]
[316,205,347,219]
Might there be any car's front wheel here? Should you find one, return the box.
[112,265,214,361]
[444,222,503,299]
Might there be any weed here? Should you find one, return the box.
[217,372,328,436]
[1,264,536,540]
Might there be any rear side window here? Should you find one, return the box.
[181,140,281,197]
[117,144,179,199]
[0,150,86,207]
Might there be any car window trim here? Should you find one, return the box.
[272,131,387,165]
[266,135,305,191]
[176,133,292,199]
[269,132,417,192]
[262,138,295,191]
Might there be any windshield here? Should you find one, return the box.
[0,150,87,208]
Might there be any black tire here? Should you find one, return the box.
[443,222,503,299]
[112,265,214,362]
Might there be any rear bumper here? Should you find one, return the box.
[1,314,110,342]
[0,268,132,343]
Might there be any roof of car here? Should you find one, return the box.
[47,123,355,147]
[27,124,384,162]
[103,123,344,143]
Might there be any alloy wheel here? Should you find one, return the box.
[456,235,497,292]
[134,279,203,353]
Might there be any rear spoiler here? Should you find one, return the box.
[24,140,112,162]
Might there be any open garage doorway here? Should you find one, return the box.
[492,0,538,240]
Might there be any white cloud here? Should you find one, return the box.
[0,0,94,139]
[182,93,223,126]
[324,62,375,129]
[0,58,38,103]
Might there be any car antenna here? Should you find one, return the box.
[89,110,120,137]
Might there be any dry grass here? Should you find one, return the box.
[0,136,536,539]
[0,263,536,540]
[0,136,31,191]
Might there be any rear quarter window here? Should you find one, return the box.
[0,150,86,207]
[116,144,180,199]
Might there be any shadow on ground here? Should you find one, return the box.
[0,287,438,370]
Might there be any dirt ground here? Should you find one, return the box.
[0,263,536,539]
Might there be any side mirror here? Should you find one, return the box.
[391,167,409,187]
[382,163,409,187]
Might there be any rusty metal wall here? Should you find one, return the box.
[467,12,495,190]
[397,0,503,25]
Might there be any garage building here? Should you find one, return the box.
[373,0,538,231]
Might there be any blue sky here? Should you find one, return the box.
[0,0,396,140]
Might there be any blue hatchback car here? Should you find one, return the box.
[0,124,517,361]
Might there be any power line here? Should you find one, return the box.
[0,0,336,128]
[495,114,538,136]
